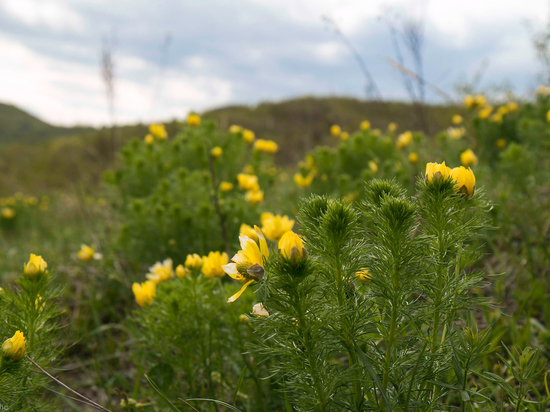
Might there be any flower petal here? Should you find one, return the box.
[227,280,254,303]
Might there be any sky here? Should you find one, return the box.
[0,0,548,127]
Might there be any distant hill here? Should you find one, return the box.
[0,102,93,144]
[0,97,463,195]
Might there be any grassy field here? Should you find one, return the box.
[1,92,549,411]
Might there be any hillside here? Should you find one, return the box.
[0,102,92,144]
[0,97,463,195]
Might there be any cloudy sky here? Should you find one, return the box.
[0,0,548,126]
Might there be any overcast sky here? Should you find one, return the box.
[1,0,548,126]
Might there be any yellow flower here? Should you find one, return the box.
[425,162,452,182]
[146,258,174,284]
[294,173,314,188]
[202,251,229,278]
[240,223,259,242]
[537,85,550,95]
[187,113,201,127]
[24,254,47,278]
[490,113,503,124]
[460,149,478,167]
[242,129,255,143]
[211,146,223,158]
[176,264,188,279]
[132,281,156,307]
[495,138,507,149]
[261,213,295,241]
[360,120,371,130]
[409,152,419,164]
[2,207,15,219]
[447,127,465,140]
[220,181,234,192]
[464,95,475,108]
[507,102,518,112]
[387,122,398,132]
[451,166,476,197]
[35,295,45,312]
[144,134,154,145]
[254,139,278,153]
[547,109,550,123]
[245,190,264,205]
[478,106,493,120]
[223,226,269,302]
[6,197,16,206]
[237,174,259,191]
[239,314,250,324]
[2,331,26,361]
[372,129,381,137]
[252,302,269,317]
[340,132,349,141]
[474,95,486,107]
[278,231,305,260]
[77,244,95,261]
[185,254,203,270]
[368,161,378,173]
[229,125,242,134]
[452,114,463,125]
[149,124,167,139]
[396,131,412,149]
[497,106,509,116]
[330,124,341,137]
[356,268,372,283]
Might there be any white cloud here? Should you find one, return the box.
[0,36,233,126]
[0,0,86,31]
[315,41,343,63]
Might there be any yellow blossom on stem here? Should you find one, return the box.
[340,132,349,141]
[185,254,203,270]
[229,125,242,134]
[211,146,223,158]
[261,213,295,241]
[149,124,167,139]
[464,95,475,108]
[187,113,201,127]
[409,152,419,164]
[219,181,234,192]
[132,281,156,307]
[294,173,314,188]
[237,174,259,191]
[330,124,341,137]
[242,129,255,143]
[356,268,372,283]
[240,223,259,242]
[201,251,229,278]
[360,120,371,130]
[146,258,174,284]
[2,331,26,361]
[495,138,507,149]
[368,161,378,173]
[254,139,278,153]
[425,162,452,182]
[245,190,264,205]
[24,254,47,278]
[460,149,478,167]
[176,264,188,279]
[396,131,412,149]
[2,207,15,219]
[77,244,95,261]
[478,106,493,120]
[451,166,476,197]
[223,226,269,302]
[144,134,154,145]
[278,231,306,262]
[452,114,463,125]
[387,122,398,132]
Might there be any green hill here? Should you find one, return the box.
[0,102,92,144]
[0,97,463,195]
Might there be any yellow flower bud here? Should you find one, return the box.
[262,214,295,241]
[460,149,478,167]
[2,207,15,219]
[425,162,452,182]
[24,254,47,278]
[396,131,412,149]
[451,166,476,197]
[229,125,242,134]
[330,124,341,137]
[387,122,397,132]
[356,268,372,283]
[478,106,493,120]
[211,146,223,158]
[201,251,229,278]
[219,181,234,192]
[360,120,371,130]
[144,134,154,145]
[185,253,203,271]
[245,190,264,205]
[495,138,507,149]
[176,264,188,279]
[278,231,305,261]
[452,114,463,125]
[77,244,95,261]
[132,281,156,307]
[242,129,255,143]
[149,124,167,139]
[340,132,349,141]
[294,173,314,188]
[187,113,201,127]
[464,95,475,108]
[2,331,26,361]
[409,152,419,164]
[368,161,378,173]
[239,314,250,324]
